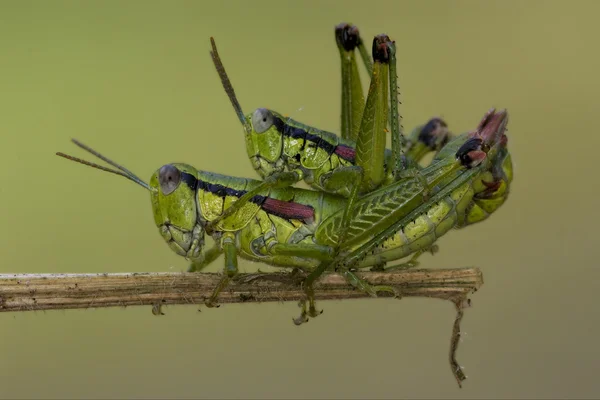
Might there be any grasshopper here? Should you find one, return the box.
[205,27,451,242]
[56,108,511,323]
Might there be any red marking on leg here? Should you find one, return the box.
[334,145,356,162]
[262,198,315,221]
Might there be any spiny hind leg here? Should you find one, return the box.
[335,23,372,141]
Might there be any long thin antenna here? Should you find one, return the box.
[56,139,153,192]
[209,37,251,133]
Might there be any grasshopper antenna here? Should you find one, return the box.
[56,139,154,192]
[210,37,252,134]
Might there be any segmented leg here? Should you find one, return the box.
[328,36,396,253]
[262,241,399,324]
[335,23,370,142]
[339,165,481,272]
[335,24,449,174]
[354,34,391,193]
[293,295,322,325]
[205,233,238,308]
[187,245,223,272]
[386,39,406,178]
[293,259,400,324]
[269,243,335,261]
[299,154,477,317]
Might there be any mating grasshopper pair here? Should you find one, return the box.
[56,23,512,323]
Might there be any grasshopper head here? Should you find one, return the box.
[209,38,285,179]
[243,108,284,175]
[56,141,206,263]
[150,163,204,260]
[457,108,513,226]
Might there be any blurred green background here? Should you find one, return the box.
[1,0,599,398]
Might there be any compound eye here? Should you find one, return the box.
[252,108,274,133]
[158,164,181,195]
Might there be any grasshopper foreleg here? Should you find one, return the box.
[187,244,223,272]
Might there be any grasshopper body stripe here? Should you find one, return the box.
[272,116,355,162]
[182,171,316,222]
[181,171,200,191]
[197,179,248,199]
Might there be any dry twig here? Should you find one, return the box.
[0,267,482,387]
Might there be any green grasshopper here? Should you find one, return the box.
[56,108,512,323]
[204,28,452,242]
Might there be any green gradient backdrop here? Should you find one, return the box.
[1,1,599,398]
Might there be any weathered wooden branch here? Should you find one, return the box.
[0,267,482,387]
